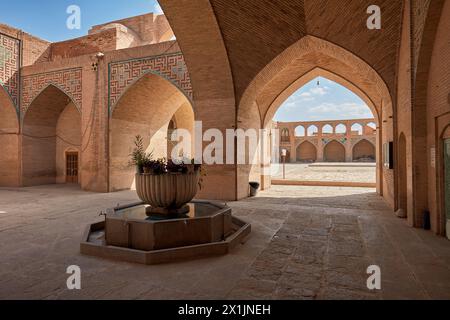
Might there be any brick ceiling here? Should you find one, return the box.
[208,0,403,101]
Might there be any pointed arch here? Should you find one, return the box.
[296,141,317,163]
[322,124,334,135]
[110,71,195,191]
[352,139,376,162]
[324,140,346,163]
[22,84,82,186]
[109,67,194,116]
[23,83,81,120]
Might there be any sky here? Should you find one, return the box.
[273,77,374,123]
[0,0,163,42]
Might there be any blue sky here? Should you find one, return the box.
[274,77,374,122]
[0,0,162,42]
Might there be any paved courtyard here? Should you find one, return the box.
[271,163,376,184]
[0,184,450,300]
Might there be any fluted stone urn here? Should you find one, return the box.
[135,172,200,216]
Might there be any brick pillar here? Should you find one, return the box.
[317,139,324,162]
[345,139,353,162]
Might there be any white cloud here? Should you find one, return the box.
[309,87,328,96]
[307,102,373,119]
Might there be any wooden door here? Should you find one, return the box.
[66,152,79,184]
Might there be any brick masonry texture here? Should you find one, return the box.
[0,33,20,107]
[21,68,83,115]
[109,52,192,114]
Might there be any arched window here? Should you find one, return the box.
[307,125,318,137]
[351,123,363,136]
[281,128,290,142]
[335,124,347,135]
[322,124,333,135]
[295,125,306,137]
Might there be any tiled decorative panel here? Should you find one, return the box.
[109,52,193,114]
[0,34,20,107]
[21,68,82,115]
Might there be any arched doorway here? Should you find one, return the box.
[109,72,195,192]
[324,141,345,162]
[296,141,317,163]
[237,36,392,201]
[353,139,376,162]
[398,133,408,219]
[22,85,81,186]
[0,86,20,187]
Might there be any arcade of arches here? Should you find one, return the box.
[278,119,377,163]
[1,0,450,245]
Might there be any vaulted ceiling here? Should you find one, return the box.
[160,0,403,103]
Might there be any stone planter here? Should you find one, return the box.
[135,172,200,215]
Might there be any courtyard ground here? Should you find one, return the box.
[271,163,376,184]
[0,184,449,300]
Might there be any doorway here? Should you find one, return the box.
[66,152,79,184]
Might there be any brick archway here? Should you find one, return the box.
[237,36,392,200]
[296,141,317,163]
[353,139,376,162]
[109,72,195,192]
[324,140,345,163]
[22,84,81,186]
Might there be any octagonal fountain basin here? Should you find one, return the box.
[80,200,251,265]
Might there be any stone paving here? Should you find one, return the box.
[271,163,376,183]
[0,184,450,300]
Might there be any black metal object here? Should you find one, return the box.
[423,210,431,230]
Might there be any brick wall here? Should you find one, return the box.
[426,0,450,235]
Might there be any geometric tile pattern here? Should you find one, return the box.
[21,68,82,115]
[0,34,20,108]
[109,52,192,114]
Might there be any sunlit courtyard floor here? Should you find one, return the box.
[1,184,450,300]
[271,163,376,183]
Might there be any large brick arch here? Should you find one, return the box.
[0,85,20,186]
[22,84,81,186]
[109,72,195,192]
[262,67,379,128]
[324,140,346,163]
[160,0,402,201]
[238,36,393,202]
[238,36,391,128]
[352,139,376,162]
[296,141,317,163]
